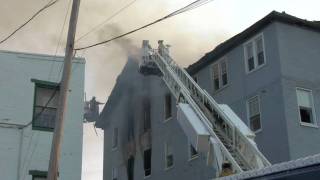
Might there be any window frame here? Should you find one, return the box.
[164,142,174,170]
[31,79,60,132]
[211,57,229,92]
[112,127,118,150]
[296,87,318,128]
[247,95,262,133]
[243,33,267,74]
[163,93,172,122]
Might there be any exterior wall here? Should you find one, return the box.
[195,22,290,163]
[0,51,85,180]
[100,61,215,180]
[276,22,320,159]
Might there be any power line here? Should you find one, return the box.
[74,0,214,51]
[75,0,138,43]
[0,0,59,45]
[48,0,73,81]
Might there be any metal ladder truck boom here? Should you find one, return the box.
[139,40,271,177]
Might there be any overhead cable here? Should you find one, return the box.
[74,0,214,51]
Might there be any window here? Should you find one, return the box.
[29,170,47,180]
[112,128,118,149]
[189,143,198,160]
[127,157,135,180]
[296,88,316,125]
[247,96,261,132]
[144,149,152,177]
[244,34,266,73]
[165,142,174,169]
[164,94,172,120]
[112,167,118,180]
[32,79,60,131]
[143,99,151,132]
[212,59,228,91]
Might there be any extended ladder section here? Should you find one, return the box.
[139,40,271,176]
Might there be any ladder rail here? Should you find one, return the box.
[152,47,271,169]
[150,52,243,173]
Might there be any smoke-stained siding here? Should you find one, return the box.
[98,60,215,180]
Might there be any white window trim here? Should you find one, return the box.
[112,127,118,151]
[163,94,172,122]
[296,87,318,128]
[211,57,229,93]
[188,142,199,161]
[246,95,263,133]
[164,142,174,170]
[243,33,267,74]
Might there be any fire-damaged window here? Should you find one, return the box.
[144,149,152,177]
[296,88,317,126]
[32,79,60,131]
[247,96,261,132]
[143,99,151,132]
[112,127,118,149]
[164,142,174,169]
[164,94,172,121]
[212,58,228,91]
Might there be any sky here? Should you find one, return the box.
[0,0,319,179]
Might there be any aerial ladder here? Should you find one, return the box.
[139,40,271,177]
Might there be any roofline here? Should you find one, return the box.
[187,11,320,74]
[0,49,86,64]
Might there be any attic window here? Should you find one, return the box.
[244,34,266,73]
[212,58,228,91]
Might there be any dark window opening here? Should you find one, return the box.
[248,57,255,71]
[190,144,198,158]
[299,107,313,124]
[144,149,152,177]
[164,94,172,120]
[250,114,261,132]
[127,156,135,180]
[143,99,151,132]
[257,51,265,66]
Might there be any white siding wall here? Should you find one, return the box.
[0,51,85,180]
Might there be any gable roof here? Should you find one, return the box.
[187,11,320,74]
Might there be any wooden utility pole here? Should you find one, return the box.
[47,0,81,179]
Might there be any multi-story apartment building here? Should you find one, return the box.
[0,50,85,180]
[96,11,320,180]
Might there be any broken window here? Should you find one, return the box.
[32,81,60,131]
[112,167,118,180]
[296,88,316,125]
[164,94,172,120]
[112,128,118,149]
[165,142,174,169]
[244,34,266,73]
[248,96,261,132]
[189,143,198,159]
[144,149,152,177]
[212,59,228,91]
